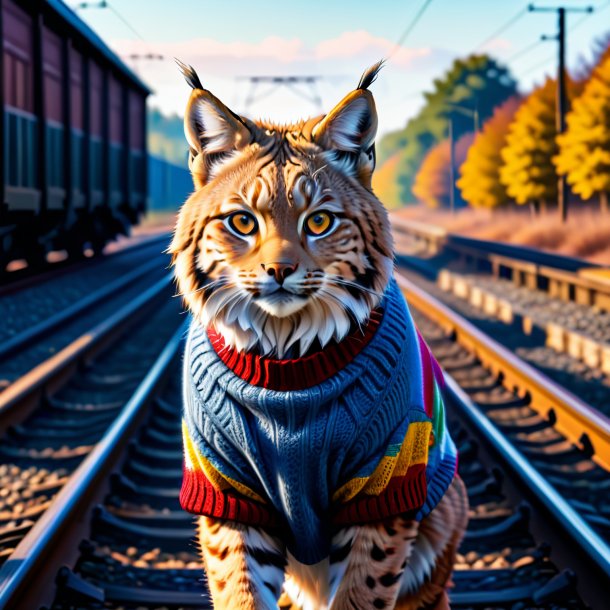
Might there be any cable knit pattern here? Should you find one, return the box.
[180,279,457,565]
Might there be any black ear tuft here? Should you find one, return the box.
[175,58,203,90]
[357,60,384,90]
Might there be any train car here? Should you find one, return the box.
[0,0,150,268]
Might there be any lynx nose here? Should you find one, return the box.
[262,262,298,285]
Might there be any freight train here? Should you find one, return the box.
[0,0,190,270]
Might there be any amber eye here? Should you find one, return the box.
[226,212,258,236]
[304,211,335,236]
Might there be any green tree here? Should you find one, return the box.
[554,51,610,213]
[458,96,521,208]
[377,54,517,204]
[148,107,188,165]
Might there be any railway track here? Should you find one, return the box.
[391,217,610,380]
[0,277,604,608]
[0,233,170,296]
[0,241,607,607]
[0,235,171,390]
[0,233,183,605]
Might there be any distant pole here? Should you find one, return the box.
[557,8,568,221]
[449,115,456,214]
[528,3,594,222]
[474,98,479,133]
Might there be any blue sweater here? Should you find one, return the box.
[180,279,457,565]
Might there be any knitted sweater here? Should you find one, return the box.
[180,279,457,565]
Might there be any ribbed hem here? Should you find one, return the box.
[332,463,427,525]
[416,456,457,521]
[207,309,383,391]
[180,466,279,527]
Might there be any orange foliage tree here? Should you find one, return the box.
[372,152,403,209]
[412,133,474,208]
[457,97,521,208]
[554,51,610,213]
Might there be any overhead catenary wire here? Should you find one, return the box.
[518,4,600,78]
[387,0,435,60]
[75,1,165,61]
[474,5,529,52]
[505,39,544,63]
[106,3,147,41]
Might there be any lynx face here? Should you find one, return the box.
[171,62,393,358]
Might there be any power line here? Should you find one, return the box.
[387,0,435,60]
[474,5,529,51]
[106,4,147,42]
[75,1,165,62]
[506,39,543,63]
[518,2,597,77]
[520,53,555,76]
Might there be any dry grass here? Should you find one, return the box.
[393,206,610,265]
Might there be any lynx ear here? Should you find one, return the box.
[312,89,378,153]
[177,60,252,187]
[313,61,382,153]
[312,63,381,185]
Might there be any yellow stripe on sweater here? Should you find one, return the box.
[332,421,432,503]
[182,420,265,503]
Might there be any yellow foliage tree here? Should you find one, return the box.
[372,152,403,209]
[500,78,559,209]
[412,134,473,208]
[554,51,610,213]
[457,97,521,208]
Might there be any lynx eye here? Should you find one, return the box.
[226,212,258,236]
[304,211,335,237]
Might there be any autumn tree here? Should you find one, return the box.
[412,134,474,208]
[499,78,560,211]
[377,54,517,204]
[554,51,610,213]
[372,152,402,209]
[458,96,521,208]
[500,77,583,212]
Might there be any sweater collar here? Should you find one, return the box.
[207,310,383,392]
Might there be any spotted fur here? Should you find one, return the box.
[172,63,468,608]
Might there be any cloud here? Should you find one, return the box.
[315,30,432,67]
[111,31,454,136]
[114,30,437,75]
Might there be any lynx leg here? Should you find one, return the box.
[396,476,469,610]
[198,516,287,610]
[329,517,420,610]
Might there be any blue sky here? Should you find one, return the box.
[74,0,610,136]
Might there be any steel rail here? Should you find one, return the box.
[395,271,610,470]
[443,375,610,582]
[391,215,597,271]
[0,320,188,610]
[392,216,610,312]
[0,255,166,360]
[0,232,170,297]
[0,274,173,430]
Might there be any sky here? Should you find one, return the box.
[73,0,610,137]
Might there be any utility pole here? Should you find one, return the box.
[449,115,456,214]
[528,4,593,222]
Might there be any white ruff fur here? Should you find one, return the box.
[201,275,389,358]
